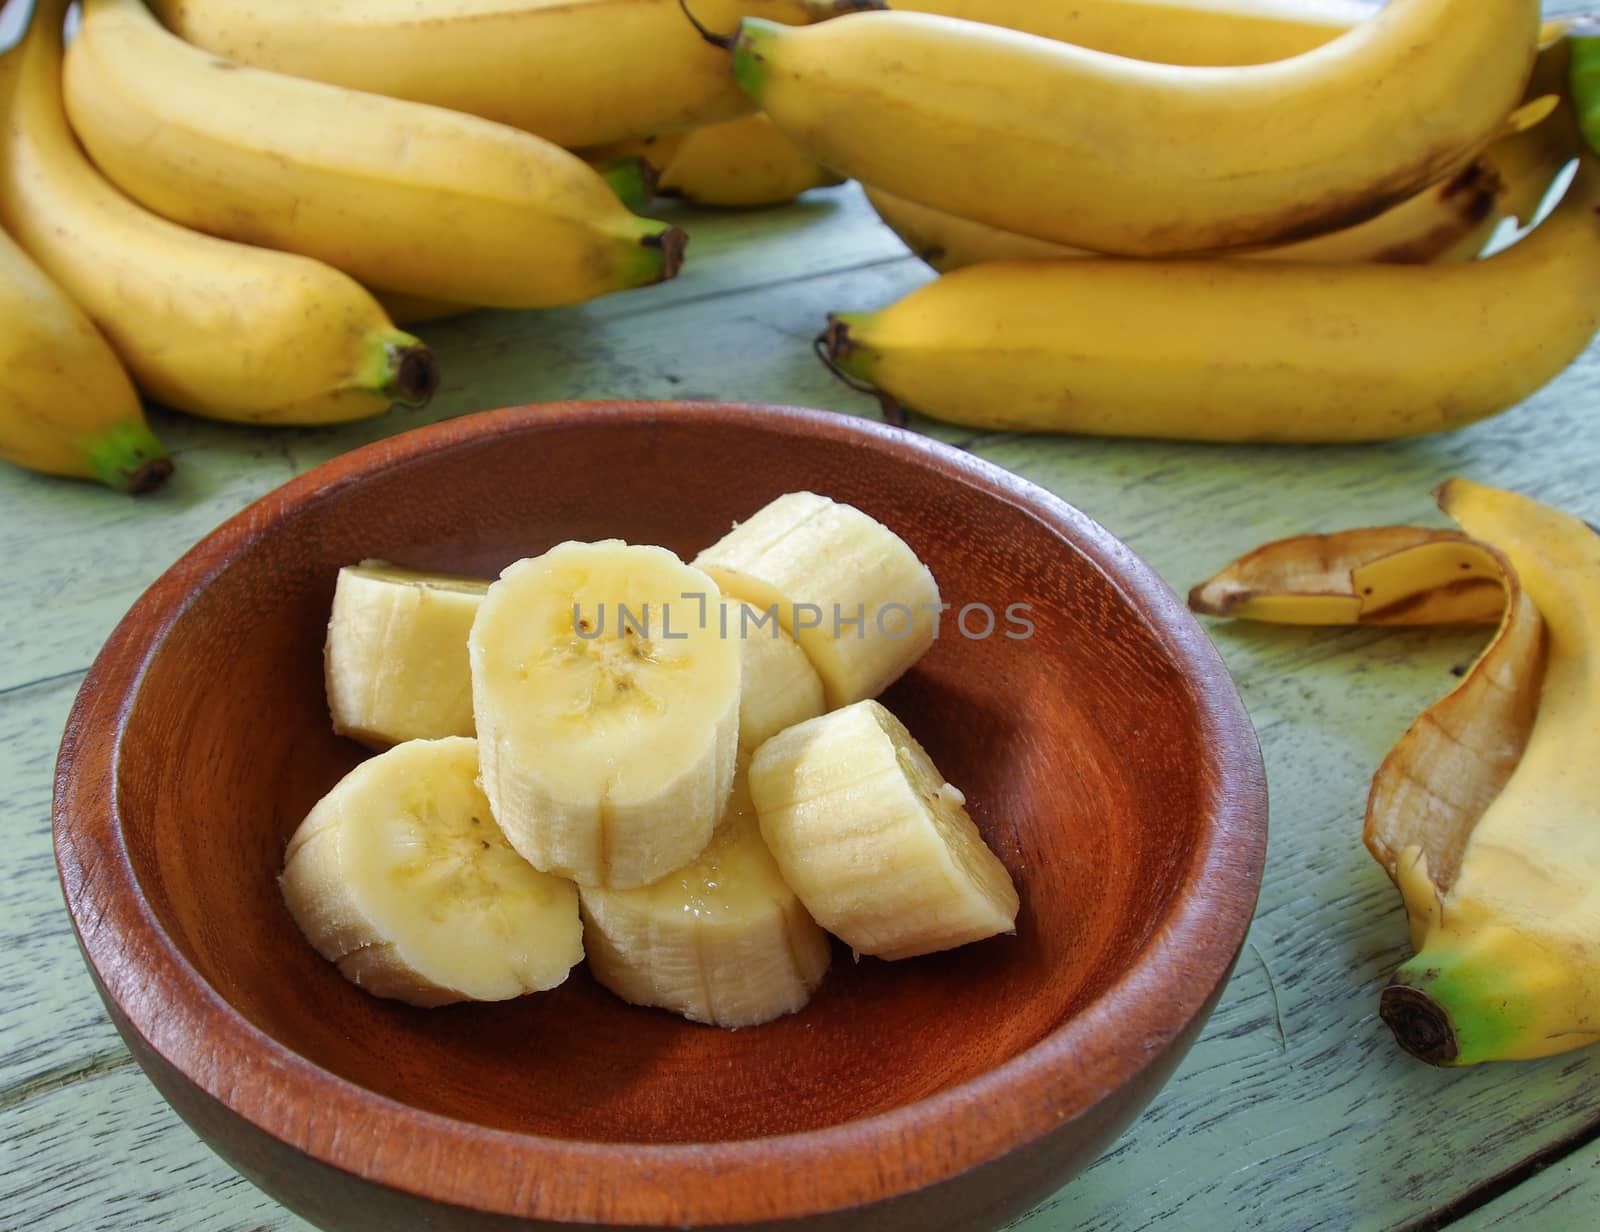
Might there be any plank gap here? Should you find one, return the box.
[1405,1113,1600,1232]
[0,666,89,701]
[0,1046,135,1114]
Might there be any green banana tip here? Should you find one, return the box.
[729,19,786,104]
[85,422,174,496]
[597,155,660,212]
[1568,37,1600,158]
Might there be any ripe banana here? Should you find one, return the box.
[280,737,585,1007]
[864,89,1574,273]
[324,563,489,750]
[581,770,833,1027]
[655,113,845,207]
[729,0,1539,256]
[469,541,741,889]
[322,567,821,758]
[820,154,1600,443]
[0,224,170,492]
[865,160,1511,272]
[67,0,687,309]
[749,700,1019,960]
[1376,480,1600,1064]
[724,599,827,757]
[0,0,436,425]
[893,0,1370,66]
[694,492,940,707]
[146,0,881,150]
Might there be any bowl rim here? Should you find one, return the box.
[53,400,1267,1226]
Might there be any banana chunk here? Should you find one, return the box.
[581,771,833,1028]
[280,737,582,1007]
[324,562,488,750]
[725,598,827,760]
[750,700,1019,960]
[695,492,940,707]
[469,540,741,889]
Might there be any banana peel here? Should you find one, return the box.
[1192,479,1600,1064]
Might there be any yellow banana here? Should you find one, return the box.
[66,0,686,309]
[862,33,1574,272]
[819,154,1600,444]
[0,0,436,426]
[866,162,1510,273]
[146,0,881,150]
[0,225,170,492]
[893,0,1371,66]
[655,113,845,207]
[367,153,659,323]
[1377,480,1600,1065]
[728,0,1539,256]
[902,0,1570,71]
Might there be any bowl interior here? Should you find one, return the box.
[108,405,1222,1145]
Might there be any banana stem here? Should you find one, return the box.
[677,0,736,49]
[595,155,660,211]
[814,315,909,427]
[368,334,440,408]
[640,226,689,282]
[1379,983,1460,1065]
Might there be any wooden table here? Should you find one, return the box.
[4,131,1599,1232]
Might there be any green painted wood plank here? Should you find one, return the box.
[0,674,129,1089]
[1453,1137,1600,1230]
[0,1059,315,1232]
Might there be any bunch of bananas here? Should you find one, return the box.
[746,0,1596,443]
[0,0,860,492]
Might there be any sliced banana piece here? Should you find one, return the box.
[280,737,582,1007]
[581,770,833,1028]
[469,540,741,889]
[695,492,940,708]
[750,700,1019,960]
[324,561,488,749]
[724,597,827,760]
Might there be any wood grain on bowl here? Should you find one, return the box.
[53,401,1266,1231]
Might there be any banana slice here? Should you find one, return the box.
[581,769,833,1027]
[724,598,827,760]
[280,737,582,1007]
[750,699,1019,960]
[694,492,941,707]
[324,561,488,749]
[469,540,741,889]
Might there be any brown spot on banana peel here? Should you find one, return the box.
[1179,147,1499,257]
[1363,575,1504,622]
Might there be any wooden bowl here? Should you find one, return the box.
[54,402,1266,1232]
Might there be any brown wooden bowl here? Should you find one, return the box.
[54,401,1266,1232]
